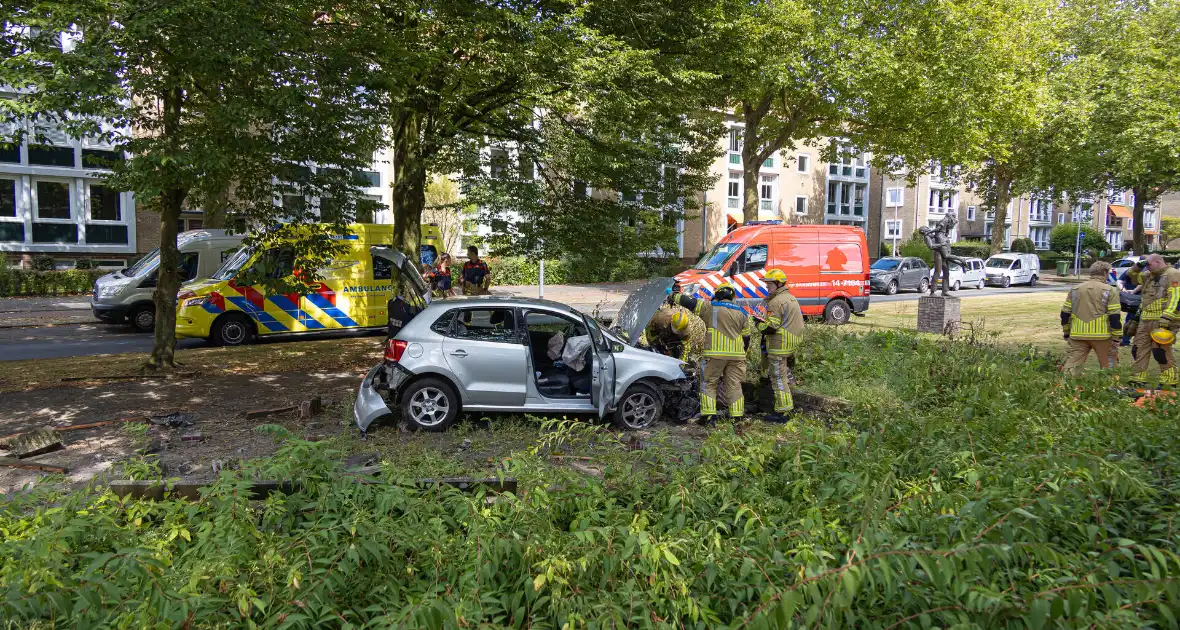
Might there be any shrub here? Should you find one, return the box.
[1050,223,1109,256]
[484,257,569,286]
[1009,237,1036,253]
[949,240,991,259]
[897,231,932,265]
[31,254,55,271]
[74,258,97,270]
[0,268,107,297]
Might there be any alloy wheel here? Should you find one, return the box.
[620,391,659,429]
[409,387,450,427]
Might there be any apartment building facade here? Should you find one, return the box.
[681,120,871,261]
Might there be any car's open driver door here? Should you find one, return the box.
[584,315,616,418]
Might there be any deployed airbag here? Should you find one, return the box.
[562,335,592,372]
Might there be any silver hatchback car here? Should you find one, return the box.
[353,249,692,433]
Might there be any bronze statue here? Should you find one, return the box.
[919,214,965,297]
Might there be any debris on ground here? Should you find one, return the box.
[0,428,63,458]
[181,431,204,443]
[344,451,380,470]
[298,396,324,420]
[0,456,68,474]
[149,412,194,428]
[245,406,298,420]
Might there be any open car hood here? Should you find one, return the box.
[611,277,675,346]
[369,246,432,305]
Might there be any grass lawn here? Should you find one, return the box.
[854,291,1072,351]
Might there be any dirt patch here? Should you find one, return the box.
[0,369,368,494]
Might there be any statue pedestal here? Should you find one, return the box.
[917,295,961,335]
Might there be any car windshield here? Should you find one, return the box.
[693,243,742,271]
[985,257,1013,269]
[126,248,160,278]
[871,259,900,271]
[213,247,253,281]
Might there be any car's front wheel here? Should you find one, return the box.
[128,304,155,332]
[611,383,662,431]
[917,277,930,293]
[1002,276,1011,288]
[401,377,460,432]
[952,280,961,291]
[886,280,898,295]
[210,313,254,346]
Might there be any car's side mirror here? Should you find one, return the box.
[611,342,626,353]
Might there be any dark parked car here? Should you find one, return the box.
[869,257,930,295]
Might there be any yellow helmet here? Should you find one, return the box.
[670,310,690,333]
[1151,328,1176,346]
[763,268,788,285]
[713,282,737,301]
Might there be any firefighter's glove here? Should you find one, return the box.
[1062,324,1071,340]
[1163,314,1178,332]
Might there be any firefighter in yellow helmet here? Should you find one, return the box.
[670,282,753,422]
[642,304,692,362]
[1129,254,1180,390]
[1060,261,1122,376]
[756,268,803,421]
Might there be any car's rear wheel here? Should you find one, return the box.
[611,383,662,431]
[917,277,930,293]
[886,280,898,295]
[128,304,155,332]
[977,278,985,290]
[823,299,851,325]
[210,313,254,347]
[401,377,460,432]
[1029,274,1038,287]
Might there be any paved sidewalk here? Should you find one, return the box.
[0,296,94,328]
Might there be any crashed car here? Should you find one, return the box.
[353,249,694,433]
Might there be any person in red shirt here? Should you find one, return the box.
[461,246,491,296]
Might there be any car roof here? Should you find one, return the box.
[423,296,584,315]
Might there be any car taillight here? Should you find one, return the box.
[384,339,407,362]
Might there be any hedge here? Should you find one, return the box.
[949,240,992,259]
[0,268,107,297]
[462,256,686,286]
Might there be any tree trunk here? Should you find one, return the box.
[1132,184,1147,255]
[391,112,426,261]
[989,171,1013,255]
[740,106,763,224]
[146,87,187,370]
[147,190,184,369]
[741,161,760,224]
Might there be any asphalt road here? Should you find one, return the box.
[0,283,1069,361]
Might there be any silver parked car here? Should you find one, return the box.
[354,248,691,433]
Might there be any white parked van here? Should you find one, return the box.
[984,253,1041,288]
[90,230,245,331]
[932,257,987,291]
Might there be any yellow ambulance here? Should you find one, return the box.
[175,223,442,346]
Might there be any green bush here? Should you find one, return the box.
[1009,237,1036,253]
[74,258,97,270]
[3,327,1179,627]
[0,268,107,297]
[1050,223,1109,256]
[480,255,679,285]
[31,254,55,271]
[484,257,569,286]
[949,240,991,259]
[897,231,932,264]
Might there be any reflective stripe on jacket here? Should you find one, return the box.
[1061,279,1121,339]
[1140,268,1180,322]
[759,285,804,355]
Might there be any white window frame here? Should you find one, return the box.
[31,177,76,223]
[727,171,741,209]
[885,187,903,207]
[1029,226,1050,250]
[795,195,808,215]
[759,174,775,212]
[967,205,976,221]
[1108,190,1125,205]
[927,189,956,216]
[1029,199,1052,223]
[884,220,902,239]
[85,182,123,224]
[1057,212,1064,225]
[796,154,810,173]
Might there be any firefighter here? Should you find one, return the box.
[1129,254,1180,390]
[1060,261,1122,376]
[670,282,752,422]
[757,268,803,421]
[461,246,491,296]
[644,305,692,362]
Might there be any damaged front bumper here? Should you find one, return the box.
[353,363,412,433]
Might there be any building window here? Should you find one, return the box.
[1029,199,1052,223]
[886,187,903,207]
[1029,226,1050,250]
[1073,202,1093,223]
[967,205,976,221]
[797,154,810,173]
[1106,230,1122,250]
[763,157,774,168]
[729,153,741,165]
[1057,212,1064,224]
[928,189,956,215]
[727,172,740,209]
[354,170,381,187]
[728,128,741,153]
[829,144,867,179]
[1108,190,1125,204]
[1145,209,1157,229]
[35,180,72,219]
[0,178,15,218]
[89,184,121,221]
[489,149,510,178]
[795,196,807,215]
[827,181,866,219]
[884,220,902,239]
[759,175,774,212]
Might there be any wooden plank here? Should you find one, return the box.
[244,406,297,420]
[56,416,149,433]
[0,456,68,474]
